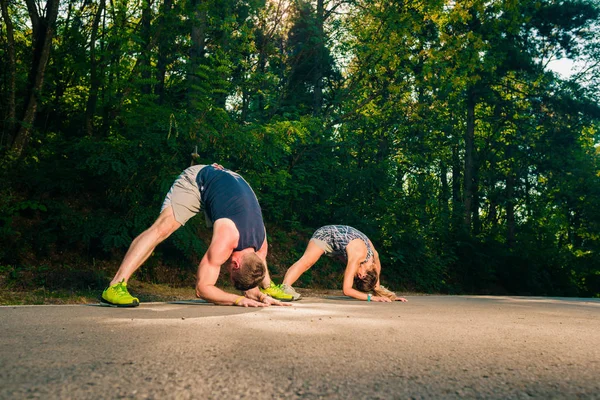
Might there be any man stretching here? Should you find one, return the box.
[101,163,292,307]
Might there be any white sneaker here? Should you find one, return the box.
[281,284,302,300]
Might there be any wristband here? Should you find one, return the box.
[234,296,244,305]
[367,294,371,302]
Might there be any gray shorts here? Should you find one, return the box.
[311,238,334,254]
[161,165,211,226]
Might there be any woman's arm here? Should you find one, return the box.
[342,241,390,302]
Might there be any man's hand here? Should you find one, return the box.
[235,297,269,307]
[245,288,292,307]
[211,163,225,170]
[394,297,408,302]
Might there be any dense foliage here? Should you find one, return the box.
[1,0,599,296]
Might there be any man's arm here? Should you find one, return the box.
[195,220,267,307]
[256,234,268,262]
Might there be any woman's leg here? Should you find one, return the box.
[282,240,325,286]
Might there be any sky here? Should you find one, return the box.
[546,58,577,78]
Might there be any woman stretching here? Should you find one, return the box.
[280,225,407,302]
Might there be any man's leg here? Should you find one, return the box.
[109,206,182,285]
[282,240,325,286]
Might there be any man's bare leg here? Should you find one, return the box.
[282,240,325,286]
[109,207,182,286]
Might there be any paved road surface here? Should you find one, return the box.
[1,295,599,399]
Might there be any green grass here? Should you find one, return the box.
[0,287,98,305]
[0,280,198,305]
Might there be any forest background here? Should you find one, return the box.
[1,0,600,303]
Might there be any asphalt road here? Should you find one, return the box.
[1,295,599,399]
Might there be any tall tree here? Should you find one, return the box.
[188,0,208,111]
[0,0,16,147]
[154,0,174,104]
[85,0,106,137]
[11,0,60,157]
[283,0,341,116]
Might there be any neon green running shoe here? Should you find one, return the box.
[260,282,293,302]
[101,280,140,307]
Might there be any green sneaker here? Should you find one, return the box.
[260,282,293,302]
[101,280,140,307]
[281,283,302,300]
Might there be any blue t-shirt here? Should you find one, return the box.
[196,166,265,251]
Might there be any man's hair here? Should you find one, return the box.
[231,253,266,291]
[354,268,378,293]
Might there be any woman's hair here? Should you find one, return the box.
[373,285,397,300]
[231,253,266,291]
[354,268,378,292]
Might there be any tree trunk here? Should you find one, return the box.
[102,1,163,131]
[255,27,270,120]
[506,145,516,249]
[85,0,106,137]
[463,87,476,230]
[452,143,462,223]
[101,0,121,138]
[155,0,173,104]
[12,0,60,157]
[51,0,77,134]
[189,0,207,110]
[472,168,481,235]
[440,159,450,234]
[0,0,16,148]
[525,167,531,219]
[313,0,324,115]
[487,197,497,229]
[241,81,249,122]
[140,0,152,96]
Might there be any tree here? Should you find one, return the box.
[282,0,341,116]
[11,0,60,157]
[0,0,16,147]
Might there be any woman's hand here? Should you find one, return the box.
[394,297,408,302]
